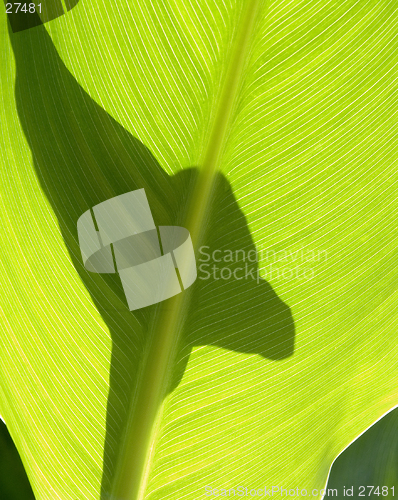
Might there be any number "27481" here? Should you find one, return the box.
[5,3,42,14]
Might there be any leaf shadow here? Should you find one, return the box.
[7,16,295,499]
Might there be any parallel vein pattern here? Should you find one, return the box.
[0,1,397,499]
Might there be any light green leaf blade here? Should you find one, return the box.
[0,1,397,499]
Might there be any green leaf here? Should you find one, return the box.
[0,420,35,500]
[327,407,398,498]
[0,1,397,499]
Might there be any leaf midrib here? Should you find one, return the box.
[111,3,261,499]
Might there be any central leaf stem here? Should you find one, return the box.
[110,2,261,499]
